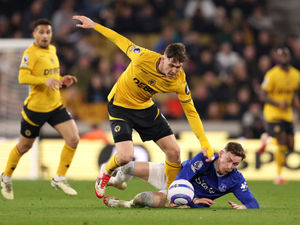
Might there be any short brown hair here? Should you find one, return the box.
[224,142,246,160]
[164,43,187,63]
[33,18,52,29]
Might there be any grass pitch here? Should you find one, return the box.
[1,179,300,225]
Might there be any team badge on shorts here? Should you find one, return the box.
[25,130,31,137]
[114,125,121,132]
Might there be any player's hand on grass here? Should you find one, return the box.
[61,75,78,87]
[73,15,97,29]
[169,202,191,209]
[46,78,62,90]
[228,200,247,210]
[193,198,215,206]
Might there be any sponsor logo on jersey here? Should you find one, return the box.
[44,67,59,75]
[133,77,157,95]
[191,161,203,173]
[240,181,248,192]
[194,176,216,194]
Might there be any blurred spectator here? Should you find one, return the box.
[153,26,176,54]
[136,4,160,33]
[194,48,218,76]
[52,0,78,43]
[248,6,273,34]
[185,0,216,20]
[240,102,265,138]
[23,0,45,37]
[222,101,241,120]
[215,42,240,78]
[193,83,211,119]
[112,51,128,82]
[256,30,273,57]
[114,4,135,33]
[207,102,221,120]
[86,74,109,103]
[0,15,10,38]
[242,45,257,76]
[70,55,96,91]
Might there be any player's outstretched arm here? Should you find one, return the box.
[227,200,247,210]
[73,15,97,29]
[73,15,133,54]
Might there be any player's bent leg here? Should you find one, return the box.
[96,141,134,198]
[133,192,167,208]
[156,135,181,190]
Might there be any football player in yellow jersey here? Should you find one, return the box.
[73,15,214,199]
[261,47,300,184]
[0,19,79,200]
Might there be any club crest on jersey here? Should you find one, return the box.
[129,46,141,54]
[191,161,203,173]
[240,181,248,192]
[148,79,156,86]
[218,183,227,192]
[185,85,190,95]
[21,54,29,66]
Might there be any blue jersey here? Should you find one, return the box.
[176,153,259,209]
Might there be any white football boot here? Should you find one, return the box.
[0,173,14,200]
[103,196,133,208]
[51,178,77,195]
[95,164,111,198]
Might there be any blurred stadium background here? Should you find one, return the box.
[0,0,300,181]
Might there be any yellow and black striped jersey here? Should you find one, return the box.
[261,65,300,122]
[19,44,62,112]
[94,24,214,157]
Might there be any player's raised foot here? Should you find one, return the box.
[95,164,111,198]
[273,177,286,185]
[103,196,133,208]
[107,170,127,190]
[257,133,270,155]
[0,173,14,200]
[51,178,77,195]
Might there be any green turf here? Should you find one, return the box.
[1,179,300,225]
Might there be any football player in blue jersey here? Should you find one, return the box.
[103,142,259,209]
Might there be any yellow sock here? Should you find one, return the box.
[274,145,288,176]
[4,145,22,177]
[56,144,76,176]
[165,160,181,190]
[105,154,120,175]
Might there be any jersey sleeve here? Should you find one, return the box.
[232,176,260,209]
[19,49,47,85]
[176,153,212,181]
[261,70,273,92]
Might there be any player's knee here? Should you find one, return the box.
[17,142,33,154]
[67,134,80,148]
[166,146,180,162]
[118,155,133,165]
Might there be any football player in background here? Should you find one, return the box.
[1,19,79,200]
[72,15,214,199]
[260,47,300,184]
[104,142,259,209]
